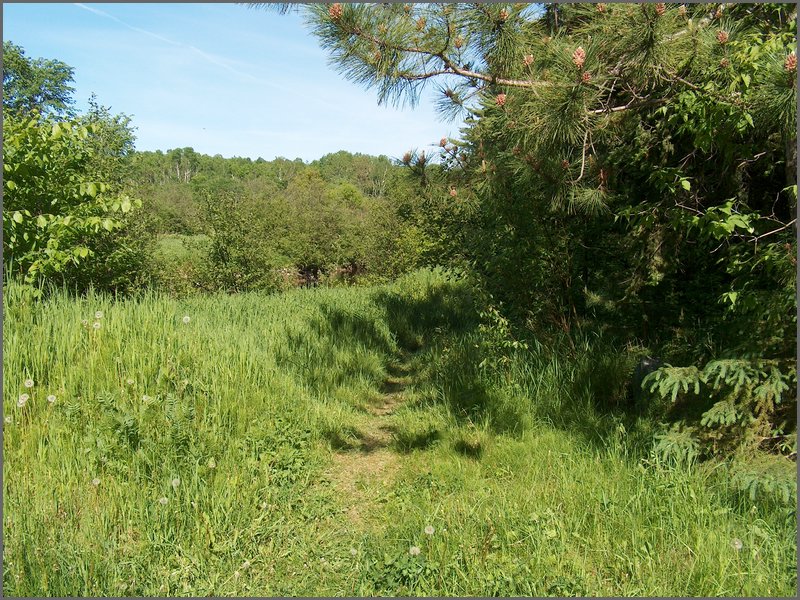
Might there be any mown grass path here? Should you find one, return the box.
[325,359,414,525]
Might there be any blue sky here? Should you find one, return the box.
[3,2,455,161]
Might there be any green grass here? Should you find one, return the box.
[3,269,796,596]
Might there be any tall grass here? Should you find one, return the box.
[3,269,796,596]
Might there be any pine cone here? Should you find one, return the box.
[404,4,412,15]
[715,6,723,19]
[719,58,730,68]
[454,36,464,49]
[561,159,570,170]
[655,3,666,17]
[499,9,509,22]
[523,54,534,67]
[785,52,797,73]
[581,71,592,84]
[416,17,426,31]
[449,187,458,197]
[329,3,343,21]
[402,152,412,165]
[495,93,507,106]
[716,30,729,44]
[572,47,586,69]
[440,137,448,147]
[373,49,382,62]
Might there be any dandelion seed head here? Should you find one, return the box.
[81,319,89,327]
[24,379,34,389]
[731,538,743,551]
[350,547,357,556]
[158,497,168,505]
[142,395,151,403]
[409,545,421,556]
[47,394,56,404]
[171,478,181,489]
[182,315,191,324]
[126,378,134,386]
[5,416,12,424]
[424,525,435,535]
[233,570,241,579]
[92,478,101,487]
[93,321,101,330]
[242,560,251,570]
[17,394,29,407]
[95,311,103,319]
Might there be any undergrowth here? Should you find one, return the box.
[2,269,796,596]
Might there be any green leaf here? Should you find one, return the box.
[87,182,97,197]
[6,180,16,191]
[36,215,47,228]
[12,211,23,223]
[120,197,132,213]
[680,179,691,191]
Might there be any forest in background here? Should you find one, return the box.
[2,4,798,595]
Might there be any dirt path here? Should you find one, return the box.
[326,364,412,524]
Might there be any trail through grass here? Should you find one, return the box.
[3,270,796,596]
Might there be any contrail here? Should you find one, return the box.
[72,3,284,88]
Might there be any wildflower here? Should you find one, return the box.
[24,379,34,389]
[655,3,666,17]
[731,538,743,551]
[47,394,56,404]
[92,478,101,487]
[93,321,101,330]
[158,497,168,505]
[523,54,534,67]
[572,46,586,69]
[328,3,343,21]
[424,525,435,535]
[171,477,181,490]
[95,311,103,319]
[785,52,797,73]
[495,93,507,106]
[409,546,421,556]
[350,547,358,556]
[17,394,29,407]
[716,30,729,45]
